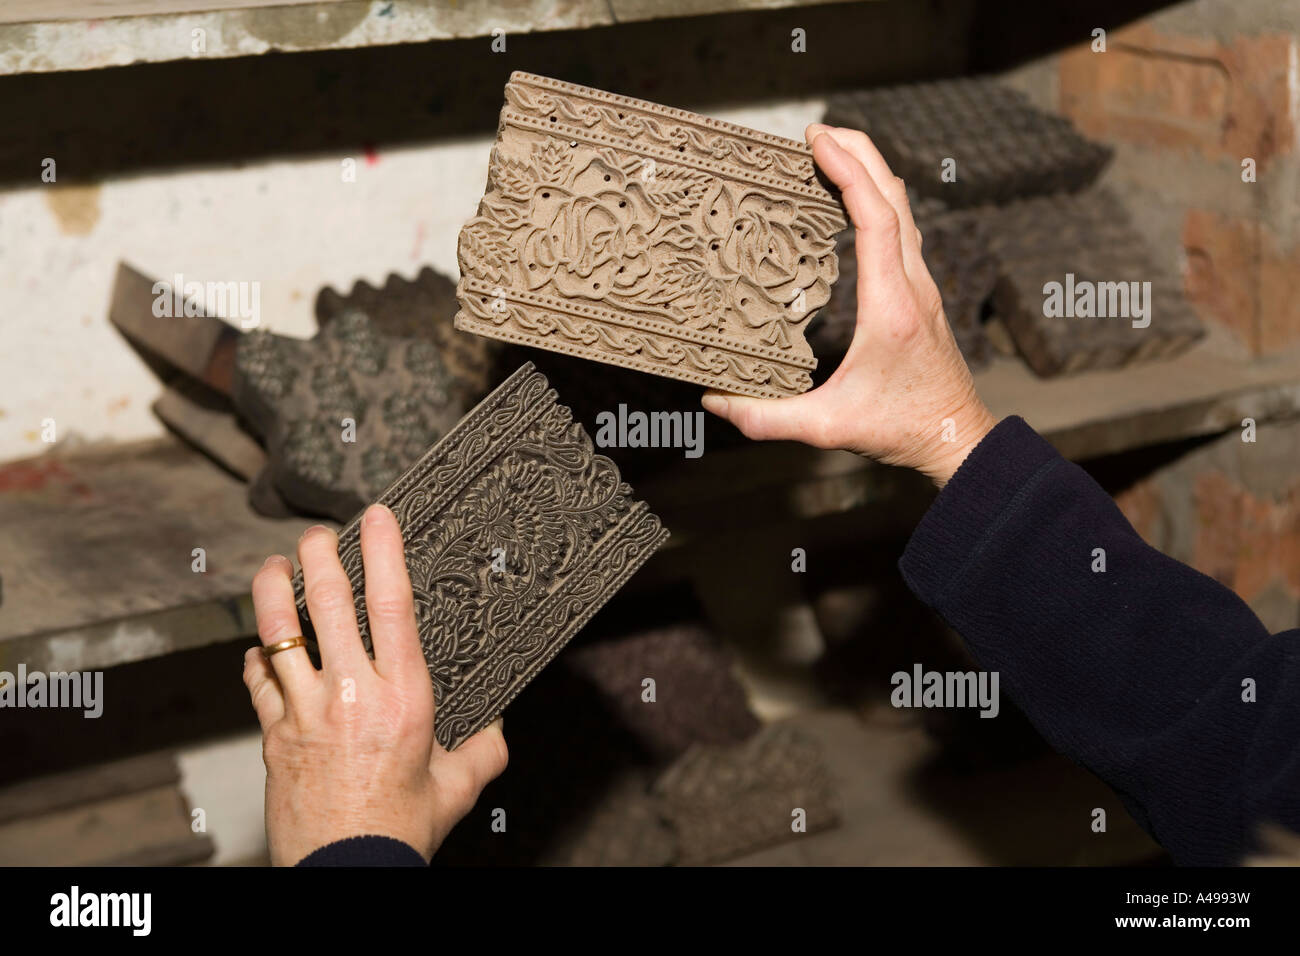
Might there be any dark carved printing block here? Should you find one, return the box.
[233,311,465,522]
[455,72,848,399]
[291,362,670,751]
[564,622,760,762]
[653,725,838,865]
[812,194,997,372]
[315,266,501,404]
[980,190,1204,377]
[824,77,1113,207]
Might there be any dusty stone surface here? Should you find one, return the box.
[1059,24,1295,170]
[455,72,847,399]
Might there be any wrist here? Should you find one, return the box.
[919,400,997,489]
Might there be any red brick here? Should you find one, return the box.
[1183,209,1300,355]
[1182,208,1260,352]
[1060,25,1295,166]
[1193,470,1300,603]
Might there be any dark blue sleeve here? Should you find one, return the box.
[295,835,427,867]
[899,416,1300,866]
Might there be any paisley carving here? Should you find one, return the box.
[455,72,847,399]
[290,363,670,750]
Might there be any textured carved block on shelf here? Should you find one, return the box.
[455,72,848,399]
[234,311,466,522]
[316,266,501,403]
[824,77,1113,207]
[980,190,1204,377]
[653,724,838,865]
[291,362,670,751]
[812,193,996,372]
[565,622,760,762]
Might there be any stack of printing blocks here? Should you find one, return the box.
[817,77,1202,377]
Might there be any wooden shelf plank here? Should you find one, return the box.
[0,0,864,76]
[0,438,311,672]
[3,328,1298,671]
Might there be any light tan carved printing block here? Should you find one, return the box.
[456,72,848,400]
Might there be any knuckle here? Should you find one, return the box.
[807,412,838,450]
[261,723,294,764]
[844,128,872,153]
[249,679,277,712]
[305,578,355,617]
[876,207,902,243]
[735,404,766,440]
[365,592,413,622]
[487,733,509,778]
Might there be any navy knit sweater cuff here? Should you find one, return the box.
[295,835,428,867]
[899,416,1061,605]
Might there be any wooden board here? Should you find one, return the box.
[0,751,180,825]
[2,329,1298,671]
[0,0,865,76]
[0,784,213,866]
[0,438,309,672]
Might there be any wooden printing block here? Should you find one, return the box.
[518,346,750,481]
[315,266,501,402]
[233,310,466,522]
[824,77,1112,208]
[291,362,670,751]
[652,724,837,865]
[563,621,760,762]
[980,190,1204,377]
[536,770,677,867]
[152,377,267,483]
[810,195,996,371]
[455,72,848,399]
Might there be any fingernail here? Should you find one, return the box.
[701,394,728,417]
[300,524,328,540]
[364,503,392,525]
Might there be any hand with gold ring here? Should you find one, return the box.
[242,503,508,865]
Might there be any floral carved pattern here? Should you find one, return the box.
[290,363,669,750]
[455,73,848,399]
[233,311,463,523]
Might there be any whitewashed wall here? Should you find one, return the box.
[0,99,823,463]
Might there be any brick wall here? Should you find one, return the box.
[999,0,1300,631]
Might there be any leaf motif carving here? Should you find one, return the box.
[533,139,571,185]
[461,220,518,284]
[643,165,709,217]
[493,156,535,203]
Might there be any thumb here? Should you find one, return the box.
[447,717,508,792]
[701,390,831,445]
